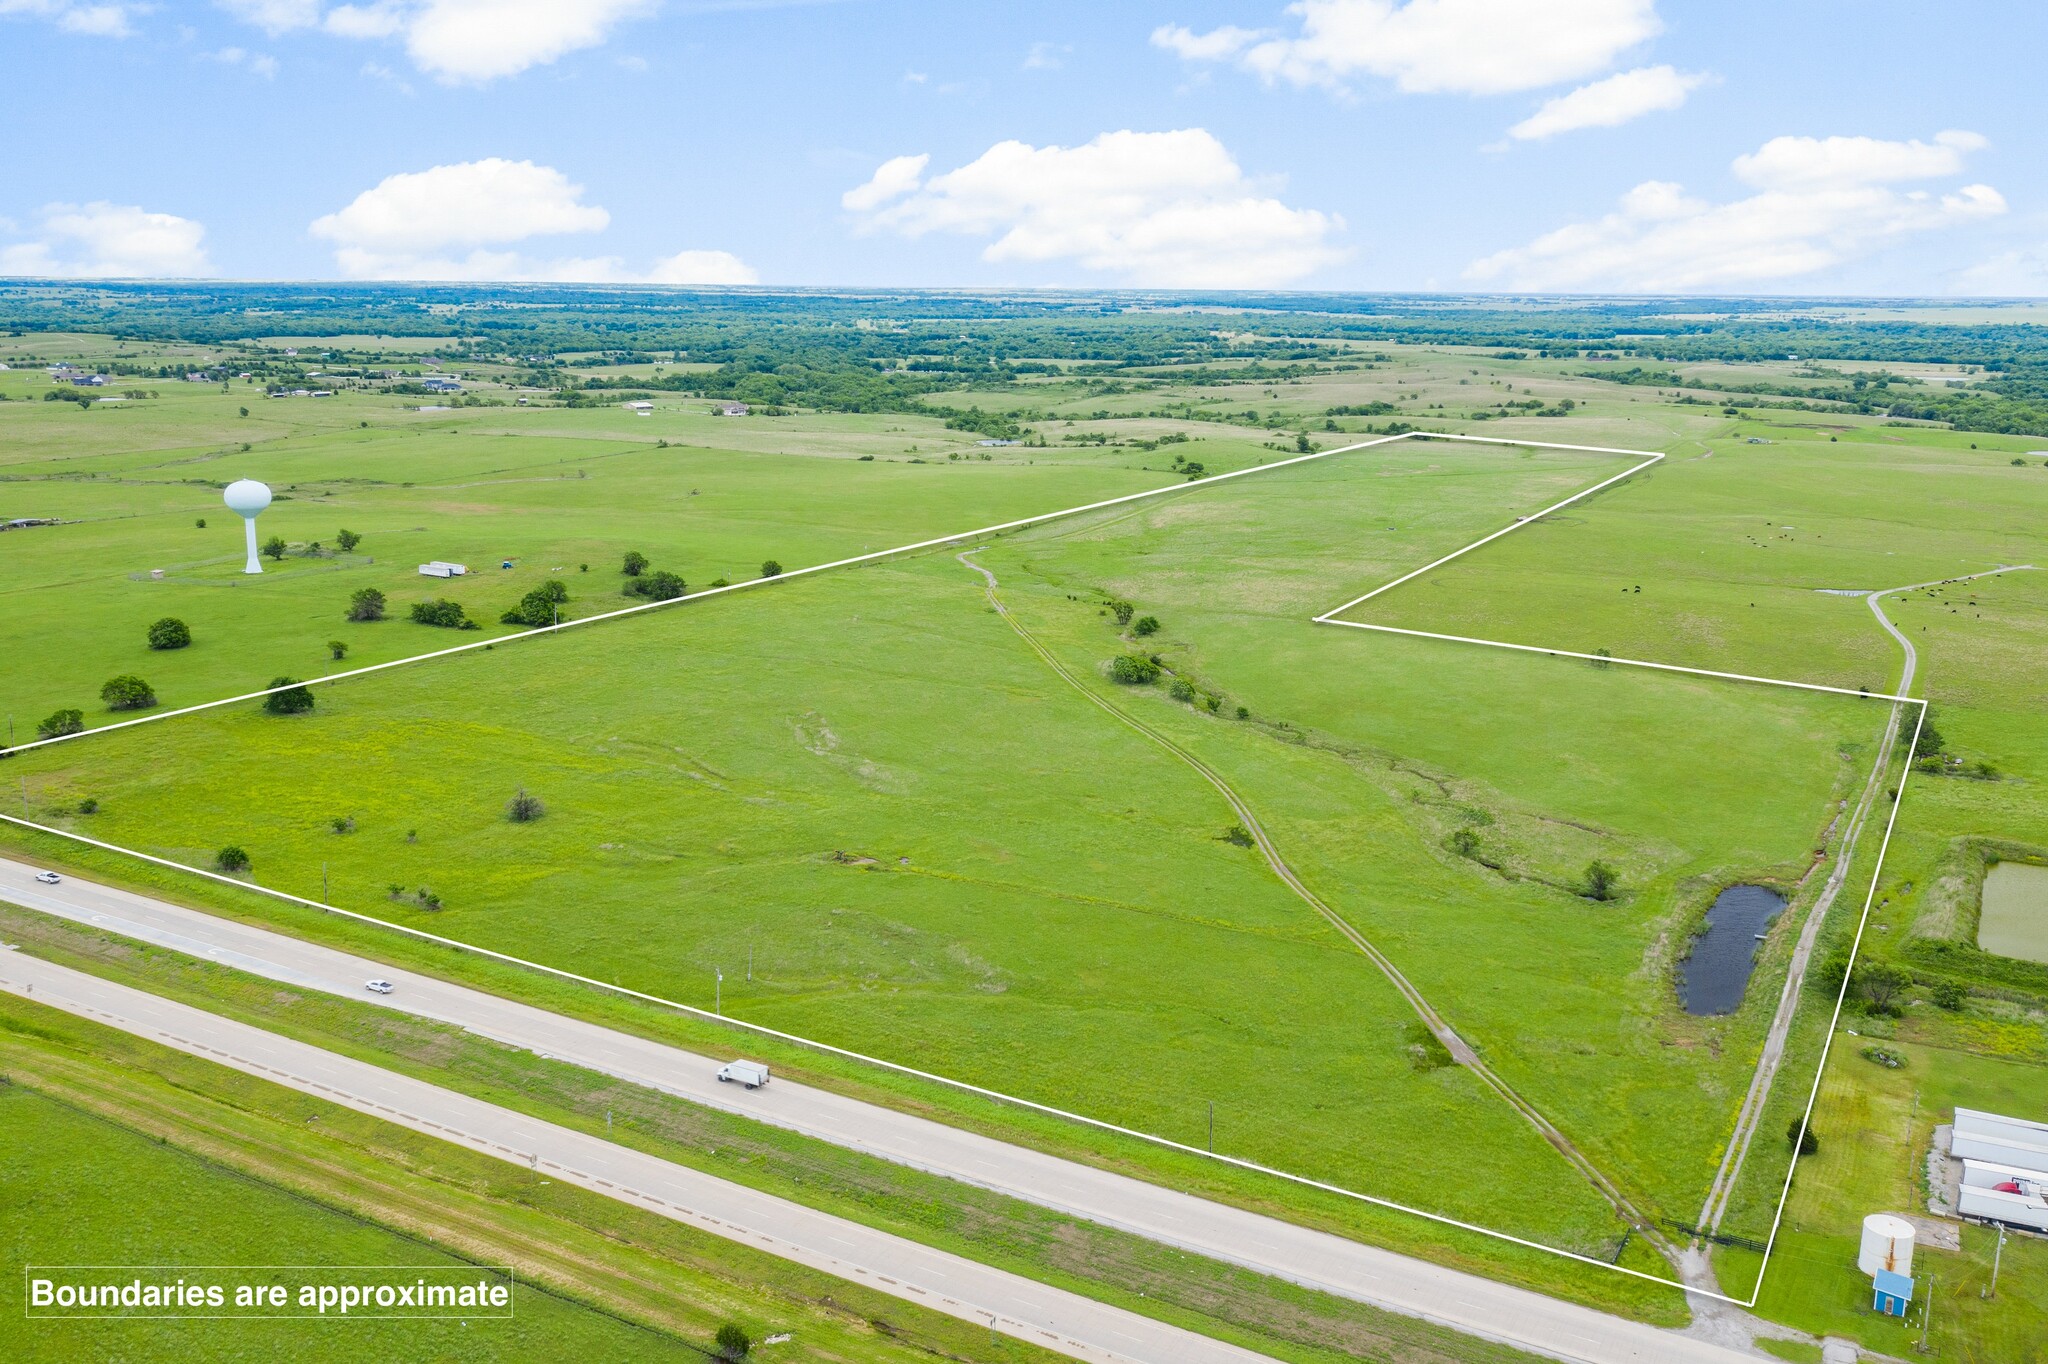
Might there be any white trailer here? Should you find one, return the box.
[1953,1107,2048,1177]
[1958,1181,2048,1232]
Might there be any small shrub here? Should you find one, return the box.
[216,845,251,873]
[1930,979,1967,1011]
[100,674,157,711]
[328,640,348,661]
[77,797,99,814]
[1582,860,1618,901]
[261,535,287,561]
[715,1323,752,1361]
[506,788,545,823]
[1109,654,1161,685]
[1169,677,1196,703]
[330,815,355,834]
[622,550,649,577]
[1786,1118,1819,1155]
[147,616,192,650]
[1132,615,1161,637]
[760,559,783,578]
[37,708,85,739]
[195,517,207,528]
[1107,599,1135,627]
[263,677,316,715]
[1450,828,1480,858]
[709,577,731,588]
[1235,705,1249,720]
[347,587,387,622]
[410,598,476,629]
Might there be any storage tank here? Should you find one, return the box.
[1858,1213,1916,1278]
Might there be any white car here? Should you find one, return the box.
[364,979,395,995]
[33,871,61,884]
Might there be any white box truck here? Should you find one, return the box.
[717,1060,770,1089]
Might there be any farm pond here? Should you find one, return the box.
[1678,885,1788,1016]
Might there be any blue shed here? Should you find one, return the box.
[1872,1269,1914,1317]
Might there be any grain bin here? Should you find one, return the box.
[1858,1213,1916,1278]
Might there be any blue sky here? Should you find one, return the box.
[2,0,2043,294]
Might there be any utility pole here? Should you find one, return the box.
[322,862,329,902]
[1207,1101,1215,1153]
[1985,1224,2007,1298]
[747,944,753,982]
[1918,1271,1934,1353]
[715,968,723,1016]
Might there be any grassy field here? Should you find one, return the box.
[8,323,2045,1340]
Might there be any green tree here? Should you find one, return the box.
[335,528,362,553]
[1786,1118,1819,1156]
[1182,461,1207,480]
[626,570,686,601]
[1109,654,1161,685]
[263,677,316,715]
[216,845,251,873]
[1930,979,1967,1011]
[1915,710,1946,758]
[147,616,192,650]
[100,674,157,711]
[37,708,85,739]
[1107,599,1135,627]
[506,788,545,823]
[502,586,569,627]
[621,550,649,577]
[1583,860,1618,901]
[409,598,475,629]
[1295,431,1312,452]
[347,587,387,622]
[761,559,783,578]
[1856,960,1911,1014]
[1132,615,1161,637]
[238,406,249,417]
[327,640,348,661]
[714,1323,752,1361]
[261,535,287,561]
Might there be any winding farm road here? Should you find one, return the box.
[0,858,1762,1364]
[1691,565,2035,1259]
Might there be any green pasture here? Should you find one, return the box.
[6,430,1876,1267]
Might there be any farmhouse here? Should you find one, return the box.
[421,377,463,393]
[718,401,749,416]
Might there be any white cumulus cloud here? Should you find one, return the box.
[0,202,211,277]
[218,0,655,81]
[1465,131,2005,291]
[1155,0,1659,95]
[843,129,1345,288]
[1,0,145,37]
[311,157,753,283]
[1508,65,1705,140]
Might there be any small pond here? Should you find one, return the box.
[1980,861,2048,966]
[1678,885,1788,1016]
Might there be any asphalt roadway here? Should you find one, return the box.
[0,858,1761,1364]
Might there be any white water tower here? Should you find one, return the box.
[223,478,272,574]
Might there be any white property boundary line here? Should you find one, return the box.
[0,430,1916,1309]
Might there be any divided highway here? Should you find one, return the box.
[0,858,1760,1364]
[0,950,1270,1364]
